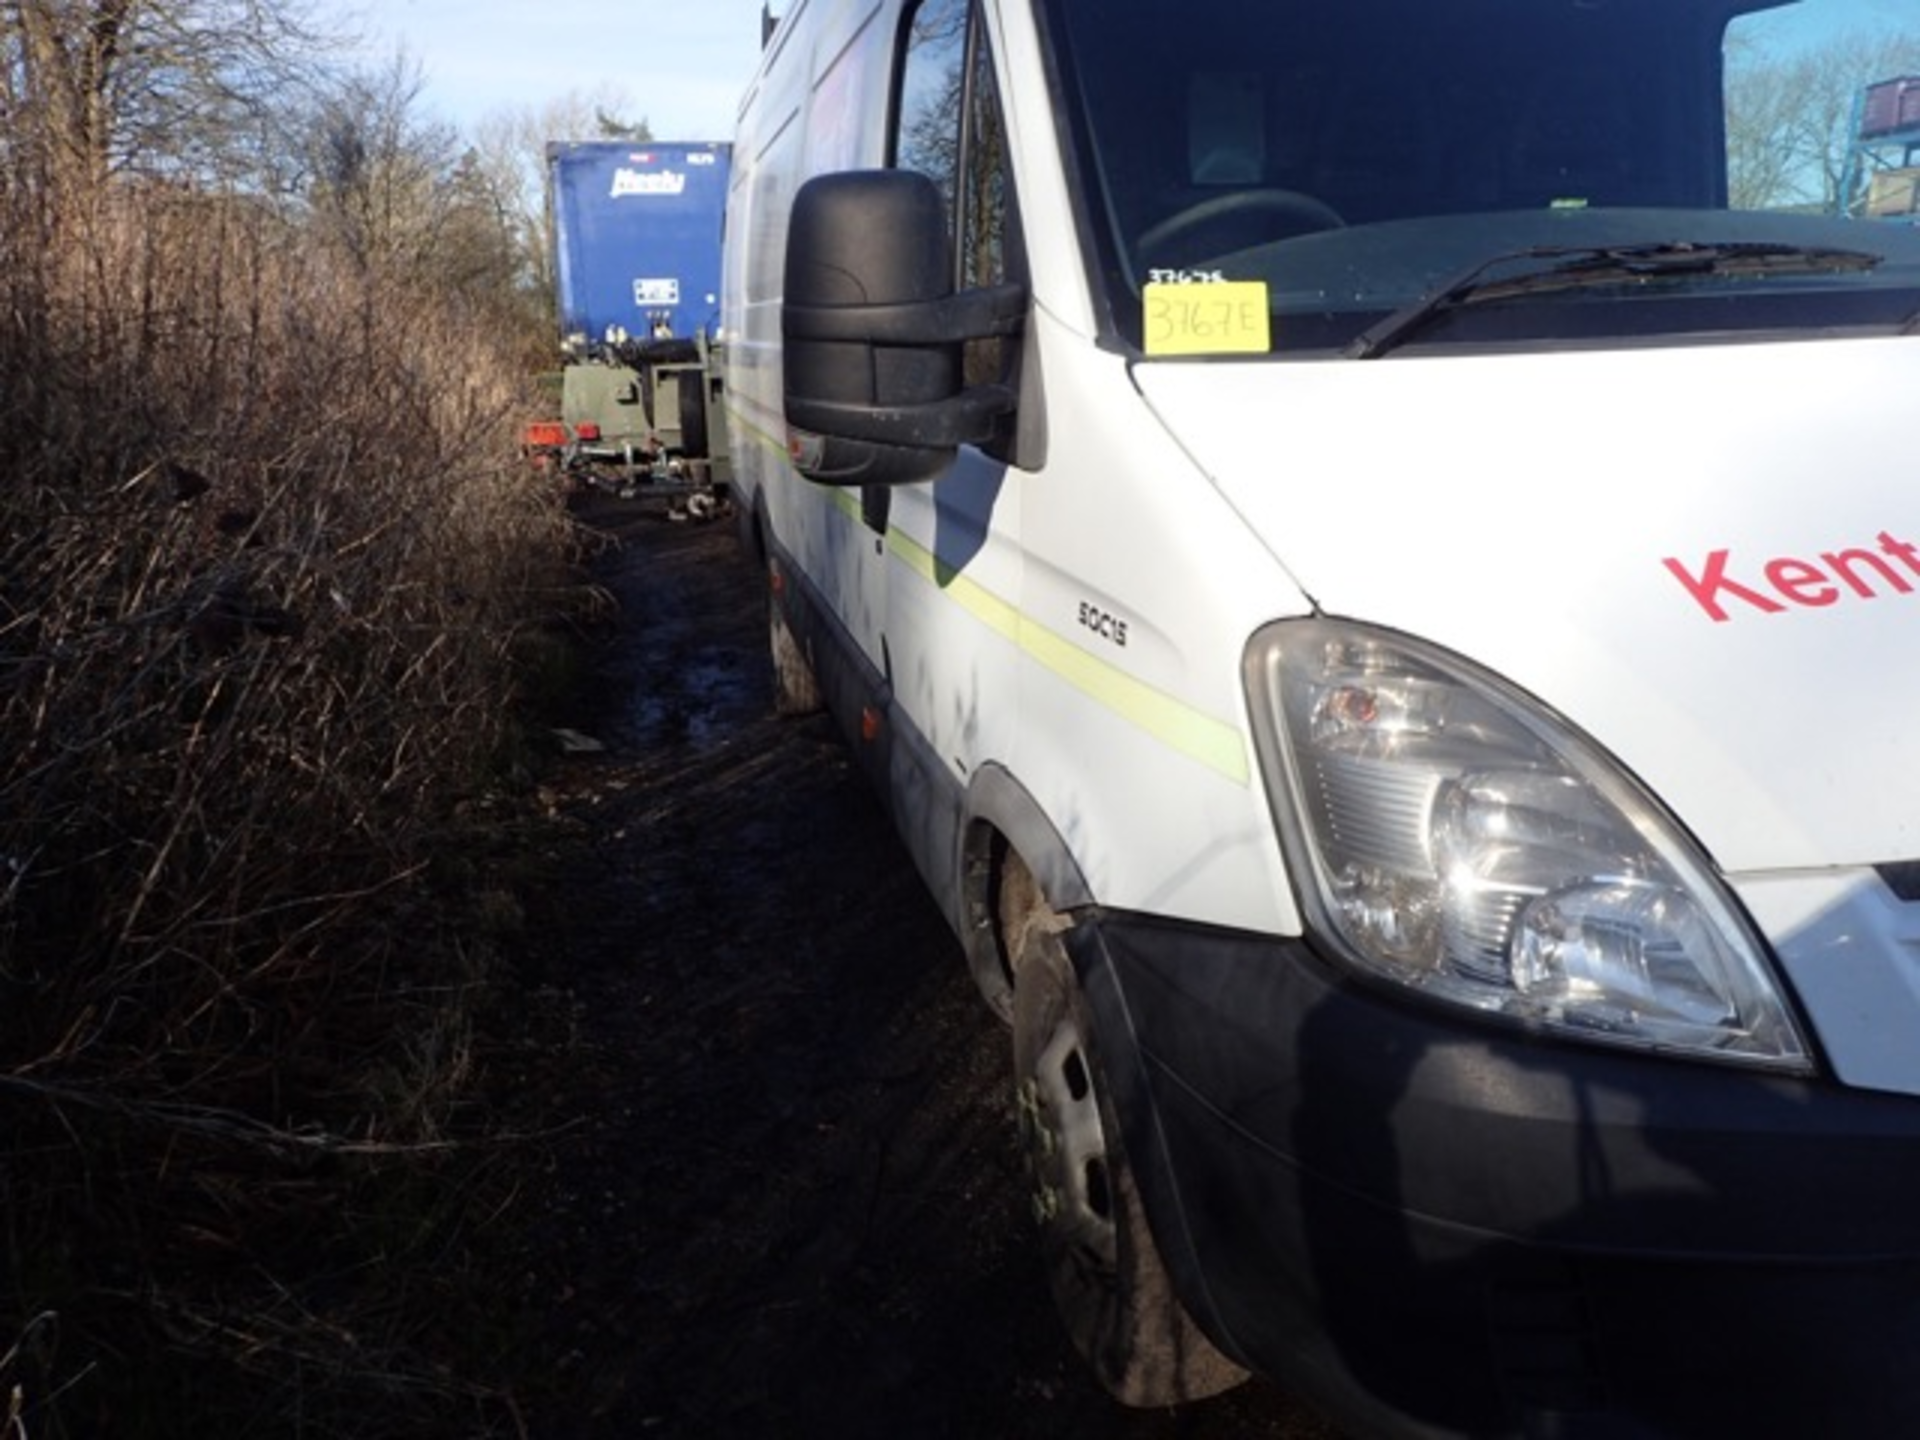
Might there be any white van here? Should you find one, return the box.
[721,2,1920,1434]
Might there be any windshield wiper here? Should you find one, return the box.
[1345,241,1883,360]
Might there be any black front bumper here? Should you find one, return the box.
[1069,909,1920,1439]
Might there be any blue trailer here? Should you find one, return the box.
[549,140,731,345]
[540,141,732,496]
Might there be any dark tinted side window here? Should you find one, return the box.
[896,0,1017,388]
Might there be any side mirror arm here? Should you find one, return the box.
[783,282,1026,346]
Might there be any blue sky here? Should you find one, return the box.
[331,0,769,142]
[326,0,1914,142]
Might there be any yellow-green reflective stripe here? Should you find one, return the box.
[1014,616,1249,785]
[730,397,786,456]
[887,526,1022,643]
[732,396,1249,786]
[886,526,1249,786]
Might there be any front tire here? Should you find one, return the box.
[1004,860,1247,1407]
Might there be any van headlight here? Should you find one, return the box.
[1245,619,1811,1071]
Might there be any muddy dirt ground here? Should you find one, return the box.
[497,490,1351,1440]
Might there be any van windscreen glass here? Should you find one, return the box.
[1036,0,1920,355]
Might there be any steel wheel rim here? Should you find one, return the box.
[1023,1005,1117,1275]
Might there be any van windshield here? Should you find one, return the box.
[1038,0,1920,355]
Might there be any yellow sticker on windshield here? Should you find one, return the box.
[1143,280,1270,356]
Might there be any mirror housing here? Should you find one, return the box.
[782,170,1025,487]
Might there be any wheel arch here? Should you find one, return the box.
[961,763,1092,1024]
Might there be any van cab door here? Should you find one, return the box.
[877,0,1027,812]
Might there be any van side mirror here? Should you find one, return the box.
[782,170,1025,487]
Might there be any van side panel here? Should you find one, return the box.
[736,0,1313,940]
[731,0,1009,943]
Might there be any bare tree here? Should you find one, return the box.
[897,0,965,189]
[467,87,652,335]
[0,0,338,189]
[302,49,466,272]
[292,53,582,361]
[1726,26,1920,212]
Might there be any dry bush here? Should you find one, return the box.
[0,175,578,1437]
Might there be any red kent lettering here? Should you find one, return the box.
[1663,550,1786,623]
[1665,531,1920,622]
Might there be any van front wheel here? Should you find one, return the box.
[1006,872,1247,1407]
